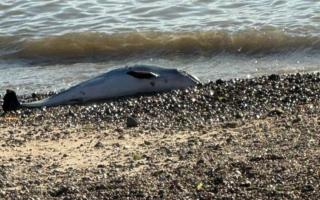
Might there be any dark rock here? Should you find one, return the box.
[94,141,104,148]
[118,134,125,140]
[269,74,280,81]
[235,111,244,119]
[196,158,205,165]
[222,121,239,128]
[31,93,39,99]
[215,79,225,85]
[213,176,224,185]
[49,185,69,197]
[301,184,314,193]
[89,183,107,191]
[249,154,284,162]
[268,108,284,116]
[240,180,251,187]
[97,164,106,168]
[129,189,145,198]
[115,127,124,133]
[292,116,302,123]
[158,189,165,198]
[126,116,139,128]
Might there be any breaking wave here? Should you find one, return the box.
[1,30,320,64]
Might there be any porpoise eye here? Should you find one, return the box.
[150,81,155,86]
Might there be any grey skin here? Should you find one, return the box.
[3,65,201,109]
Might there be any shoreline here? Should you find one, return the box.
[1,72,320,199]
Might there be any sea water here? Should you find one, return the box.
[1,0,320,94]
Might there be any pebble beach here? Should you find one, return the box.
[0,72,320,199]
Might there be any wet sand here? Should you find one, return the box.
[0,73,320,199]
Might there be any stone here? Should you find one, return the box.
[126,116,139,128]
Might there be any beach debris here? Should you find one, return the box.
[196,181,204,190]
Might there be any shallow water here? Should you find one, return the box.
[2,0,320,36]
[0,0,320,94]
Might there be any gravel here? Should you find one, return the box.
[0,72,319,199]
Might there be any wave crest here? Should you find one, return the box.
[1,30,320,64]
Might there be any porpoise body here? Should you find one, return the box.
[2,65,200,110]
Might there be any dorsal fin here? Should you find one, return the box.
[127,70,159,79]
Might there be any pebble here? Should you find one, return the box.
[301,184,314,193]
[49,185,69,197]
[126,116,139,128]
[94,141,104,148]
[1,72,320,199]
[97,164,106,168]
[2,73,320,132]
[222,121,239,128]
[270,108,285,115]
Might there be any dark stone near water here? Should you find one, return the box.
[31,93,39,99]
[126,116,139,128]
[269,74,280,81]
[235,111,244,119]
[215,79,225,85]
